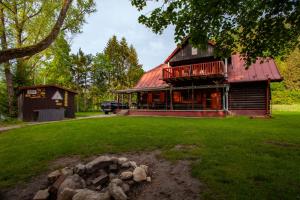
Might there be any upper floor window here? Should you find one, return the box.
[192,47,198,55]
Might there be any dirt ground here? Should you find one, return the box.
[0,150,202,200]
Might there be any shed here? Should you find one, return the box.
[18,85,77,122]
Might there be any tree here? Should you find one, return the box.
[127,45,143,87]
[131,0,300,65]
[70,49,92,112]
[103,36,144,90]
[0,0,95,116]
[0,0,72,63]
[91,53,113,106]
[276,48,300,90]
[38,33,73,87]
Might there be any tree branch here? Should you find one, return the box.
[0,1,15,14]
[0,0,73,63]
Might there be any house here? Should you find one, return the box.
[115,40,282,117]
[18,85,77,121]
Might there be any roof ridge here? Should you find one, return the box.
[146,64,165,73]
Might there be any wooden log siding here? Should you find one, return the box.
[162,61,224,80]
[229,83,267,110]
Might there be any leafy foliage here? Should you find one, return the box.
[0,0,96,115]
[0,81,8,117]
[29,36,144,112]
[271,48,300,104]
[131,0,300,65]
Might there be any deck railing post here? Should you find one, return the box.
[224,58,228,78]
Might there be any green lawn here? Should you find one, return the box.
[0,118,23,128]
[75,111,103,117]
[0,112,300,199]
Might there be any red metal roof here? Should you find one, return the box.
[228,54,282,83]
[134,64,169,90]
[133,55,282,90]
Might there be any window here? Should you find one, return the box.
[192,47,198,55]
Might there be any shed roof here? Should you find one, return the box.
[19,85,78,94]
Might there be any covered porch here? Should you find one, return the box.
[114,84,229,117]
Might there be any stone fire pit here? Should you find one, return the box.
[33,156,151,200]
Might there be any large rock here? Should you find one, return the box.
[57,187,78,200]
[117,157,128,165]
[58,174,86,197]
[85,156,114,173]
[61,167,74,176]
[33,189,49,200]
[120,171,133,180]
[121,183,130,193]
[129,161,137,168]
[72,189,110,200]
[133,167,147,182]
[49,175,67,195]
[74,164,86,176]
[121,161,137,169]
[108,179,127,200]
[139,165,149,175]
[48,170,62,184]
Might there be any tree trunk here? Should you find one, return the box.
[1,2,15,116]
[4,63,15,116]
[0,0,73,63]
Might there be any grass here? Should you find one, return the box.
[0,112,300,199]
[75,111,103,118]
[0,118,23,128]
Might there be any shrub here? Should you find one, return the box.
[272,90,300,105]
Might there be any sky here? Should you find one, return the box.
[71,0,176,71]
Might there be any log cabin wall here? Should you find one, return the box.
[169,43,215,64]
[228,81,269,116]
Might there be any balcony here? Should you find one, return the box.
[162,61,225,82]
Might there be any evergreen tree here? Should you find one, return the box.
[103,36,144,90]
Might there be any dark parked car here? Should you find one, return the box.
[101,101,129,114]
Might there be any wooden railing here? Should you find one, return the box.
[162,61,225,80]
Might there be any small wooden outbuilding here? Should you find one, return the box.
[18,85,77,122]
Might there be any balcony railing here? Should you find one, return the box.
[162,61,225,80]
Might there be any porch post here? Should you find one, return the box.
[121,94,124,105]
[140,92,143,109]
[170,86,173,110]
[223,88,226,110]
[192,83,194,110]
[225,85,229,111]
[266,79,270,116]
[165,90,168,110]
[129,93,132,109]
